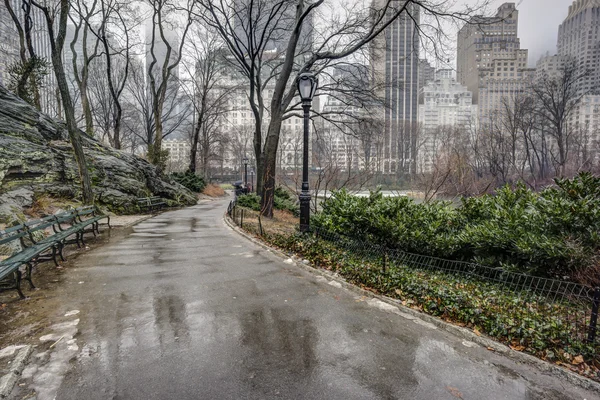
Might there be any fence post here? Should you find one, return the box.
[588,287,600,343]
[382,252,388,274]
[258,215,264,236]
[240,209,244,228]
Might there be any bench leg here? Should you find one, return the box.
[14,270,25,299]
[51,246,59,267]
[58,243,66,261]
[25,263,35,289]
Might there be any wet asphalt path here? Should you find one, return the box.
[54,198,596,400]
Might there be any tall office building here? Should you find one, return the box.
[554,0,600,138]
[317,65,370,172]
[557,0,600,96]
[418,59,435,91]
[371,1,420,175]
[457,2,535,125]
[535,54,568,81]
[418,70,477,173]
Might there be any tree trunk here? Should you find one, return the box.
[150,99,165,170]
[201,128,210,177]
[44,0,93,204]
[260,116,283,217]
[254,122,264,197]
[188,120,201,173]
[113,104,122,149]
[81,83,94,136]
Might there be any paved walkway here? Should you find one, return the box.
[33,198,595,399]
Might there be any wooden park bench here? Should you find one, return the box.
[0,206,110,298]
[137,196,166,213]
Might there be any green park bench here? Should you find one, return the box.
[0,206,110,298]
[137,196,166,213]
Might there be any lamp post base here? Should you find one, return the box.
[299,191,311,233]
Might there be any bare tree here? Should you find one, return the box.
[196,0,491,217]
[180,29,233,175]
[69,0,101,136]
[96,0,137,149]
[531,57,592,176]
[123,57,191,154]
[32,0,93,204]
[146,0,195,169]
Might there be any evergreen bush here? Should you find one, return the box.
[170,171,206,193]
[313,173,600,279]
[237,186,299,215]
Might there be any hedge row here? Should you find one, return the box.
[313,172,600,280]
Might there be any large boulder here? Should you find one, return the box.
[0,85,197,222]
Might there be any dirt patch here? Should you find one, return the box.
[202,184,226,197]
[231,207,297,237]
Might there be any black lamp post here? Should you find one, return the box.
[296,71,318,233]
[243,156,248,190]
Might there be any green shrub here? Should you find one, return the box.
[237,187,299,216]
[170,171,206,193]
[274,188,299,216]
[312,173,600,279]
[237,193,261,211]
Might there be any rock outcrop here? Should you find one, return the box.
[0,85,197,222]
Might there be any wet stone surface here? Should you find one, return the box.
[14,198,594,400]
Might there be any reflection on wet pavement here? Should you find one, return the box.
[49,201,597,400]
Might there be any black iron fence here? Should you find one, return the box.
[310,228,600,347]
[227,202,600,356]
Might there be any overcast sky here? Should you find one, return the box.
[481,0,573,65]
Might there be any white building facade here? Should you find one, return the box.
[418,71,477,173]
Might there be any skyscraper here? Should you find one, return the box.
[555,0,600,138]
[371,1,420,175]
[418,70,477,173]
[0,2,20,86]
[456,2,535,125]
[557,0,600,96]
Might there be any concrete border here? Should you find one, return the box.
[0,345,33,398]
[223,213,600,393]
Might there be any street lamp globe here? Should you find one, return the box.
[296,72,318,104]
[243,156,248,166]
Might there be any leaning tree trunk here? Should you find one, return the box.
[113,106,122,149]
[47,0,93,205]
